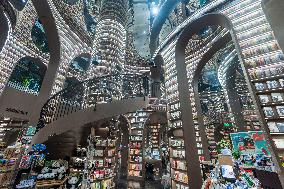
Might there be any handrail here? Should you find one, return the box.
[37,74,149,130]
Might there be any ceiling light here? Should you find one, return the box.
[152,7,159,15]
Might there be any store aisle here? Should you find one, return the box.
[117,179,163,189]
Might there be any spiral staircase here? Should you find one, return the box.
[31,74,150,145]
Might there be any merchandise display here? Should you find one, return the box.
[169,137,188,189]
[36,160,68,187]
[0,125,38,188]
[0,145,19,187]
[157,0,284,187]
[86,124,119,189]
[145,124,161,159]
[223,0,284,165]
[1,0,284,188]
[67,146,86,189]
[127,110,150,179]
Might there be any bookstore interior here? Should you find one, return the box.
[0,0,284,188]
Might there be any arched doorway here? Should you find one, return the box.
[31,18,49,53]
[7,57,47,94]
[173,13,284,188]
[143,112,167,182]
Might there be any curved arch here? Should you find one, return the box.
[142,112,167,178]
[8,57,47,94]
[174,14,232,188]
[174,13,284,188]
[175,13,281,188]
[29,0,61,124]
[31,97,149,145]
[193,32,233,158]
[149,0,180,55]
[192,31,246,132]
[0,10,10,53]
[117,115,130,181]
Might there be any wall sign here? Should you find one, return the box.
[5,108,28,115]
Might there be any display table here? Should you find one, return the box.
[35,177,68,189]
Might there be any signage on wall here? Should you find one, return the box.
[147,98,167,111]
[5,108,28,115]
[223,123,232,127]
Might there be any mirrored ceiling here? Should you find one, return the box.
[130,0,150,58]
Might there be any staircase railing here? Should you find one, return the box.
[37,74,149,130]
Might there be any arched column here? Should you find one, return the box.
[175,13,284,188]
[149,0,180,55]
[192,33,231,162]
[29,0,61,124]
[29,0,92,124]
[192,32,246,132]
[224,57,246,132]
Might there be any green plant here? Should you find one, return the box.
[232,150,240,159]
[216,139,231,154]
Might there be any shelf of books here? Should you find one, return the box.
[1,125,36,188]
[236,75,262,131]
[69,146,86,185]
[185,27,231,163]
[169,138,189,189]
[200,91,229,160]
[127,110,150,180]
[161,39,190,189]
[223,0,284,160]
[148,124,161,159]
[87,128,118,189]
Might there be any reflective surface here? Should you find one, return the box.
[8,57,46,94]
[31,19,49,53]
[70,55,91,73]
[8,0,28,11]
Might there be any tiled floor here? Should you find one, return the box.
[144,180,163,189]
[116,167,165,188]
[116,179,163,189]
